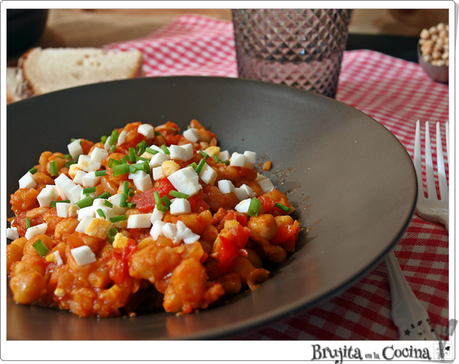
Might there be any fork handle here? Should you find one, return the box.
[385,251,437,340]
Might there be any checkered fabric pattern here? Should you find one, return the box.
[106,15,449,340]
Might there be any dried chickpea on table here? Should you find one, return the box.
[419,22,449,66]
[7,119,300,317]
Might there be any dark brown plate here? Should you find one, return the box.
[6,76,416,340]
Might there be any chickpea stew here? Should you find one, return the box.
[7,120,300,317]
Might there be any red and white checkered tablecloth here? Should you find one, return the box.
[105,14,450,340]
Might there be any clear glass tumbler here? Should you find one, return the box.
[232,9,352,98]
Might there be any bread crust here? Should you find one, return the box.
[15,47,145,98]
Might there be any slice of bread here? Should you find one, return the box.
[6,67,20,103]
[16,47,144,98]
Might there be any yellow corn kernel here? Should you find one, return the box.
[161,160,180,177]
[45,254,56,263]
[54,288,65,297]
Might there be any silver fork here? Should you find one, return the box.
[414,120,449,230]
[385,120,448,340]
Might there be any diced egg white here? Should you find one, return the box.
[150,220,166,240]
[234,187,249,200]
[258,177,275,193]
[219,150,230,162]
[54,174,76,200]
[117,130,127,146]
[25,222,48,240]
[138,124,154,139]
[243,151,256,169]
[67,139,83,159]
[230,152,245,167]
[162,222,177,240]
[167,166,200,196]
[127,213,153,229]
[183,128,199,143]
[54,250,63,266]
[198,163,217,185]
[152,166,165,180]
[90,147,108,163]
[175,220,200,244]
[108,194,128,214]
[78,155,101,172]
[71,246,97,266]
[82,171,101,187]
[68,185,84,203]
[169,145,188,161]
[170,198,191,215]
[132,172,153,192]
[73,170,87,185]
[7,227,19,240]
[218,180,235,194]
[150,206,165,224]
[149,152,170,168]
[181,143,194,161]
[37,185,59,207]
[83,217,112,239]
[75,216,94,233]
[235,199,251,214]
[240,184,255,198]
[56,202,78,218]
[19,172,37,189]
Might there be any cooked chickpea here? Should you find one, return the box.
[420,23,448,67]
[10,271,47,304]
[420,28,430,39]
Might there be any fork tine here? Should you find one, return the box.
[414,120,424,199]
[446,121,449,159]
[436,122,448,201]
[424,122,436,199]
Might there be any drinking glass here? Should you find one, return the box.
[232,9,352,98]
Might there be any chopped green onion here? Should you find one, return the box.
[129,163,148,174]
[138,157,150,163]
[169,126,177,132]
[108,158,121,168]
[224,160,230,166]
[104,200,113,208]
[195,159,206,174]
[161,195,171,207]
[154,191,168,212]
[29,167,37,174]
[136,140,148,156]
[199,150,210,159]
[76,196,94,208]
[212,154,222,163]
[25,217,31,230]
[275,202,290,213]
[127,202,136,209]
[128,189,135,198]
[50,200,70,207]
[146,147,159,155]
[113,163,130,177]
[248,198,261,217]
[70,138,78,143]
[83,187,96,194]
[95,170,108,177]
[189,162,197,170]
[169,190,189,199]
[64,154,72,159]
[49,161,58,176]
[100,135,108,144]
[129,148,136,163]
[155,130,164,137]
[110,215,127,223]
[123,181,129,195]
[109,145,116,153]
[95,192,111,199]
[108,228,118,244]
[108,130,120,146]
[161,145,170,155]
[119,193,127,208]
[96,209,106,219]
[33,239,49,256]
